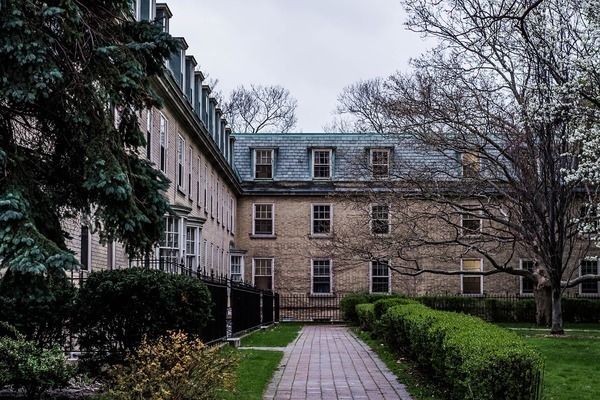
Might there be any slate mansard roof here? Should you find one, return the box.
[232,132,456,194]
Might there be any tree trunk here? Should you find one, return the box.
[533,287,552,326]
[550,285,564,334]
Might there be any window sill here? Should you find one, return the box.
[309,293,335,298]
[249,234,277,240]
[254,178,274,181]
[461,293,484,297]
[177,187,186,195]
[309,234,332,239]
[518,293,534,297]
[312,177,332,181]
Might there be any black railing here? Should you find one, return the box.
[231,285,262,334]
[279,294,342,321]
[202,280,228,343]
[262,291,275,325]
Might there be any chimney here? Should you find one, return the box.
[185,56,197,104]
[155,3,172,32]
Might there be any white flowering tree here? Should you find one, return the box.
[327,0,600,333]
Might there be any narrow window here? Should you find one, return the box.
[370,260,390,293]
[312,204,332,235]
[521,260,535,295]
[231,255,243,282]
[146,109,152,160]
[80,225,90,270]
[312,259,332,294]
[462,259,482,295]
[202,239,208,272]
[313,149,332,179]
[461,152,480,178]
[371,149,390,178]
[203,163,208,210]
[185,226,197,272]
[159,217,180,268]
[371,204,390,235]
[461,213,482,235]
[196,156,201,205]
[253,258,273,290]
[253,204,274,235]
[159,113,168,173]
[177,135,185,191]
[188,147,193,199]
[580,260,599,294]
[210,172,214,217]
[255,149,273,179]
[216,180,220,222]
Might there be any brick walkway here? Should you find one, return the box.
[264,325,413,400]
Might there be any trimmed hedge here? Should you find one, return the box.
[340,293,390,324]
[356,303,375,331]
[380,303,543,400]
[373,297,417,320]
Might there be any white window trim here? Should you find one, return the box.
[252,203,275,236]
[312,148,333,180]
[159,112,168,173]
[311,258,333,295]
[230,255,245,282]
[176,135,186,193]
[185,224,200,272]
[369,260,391,294]
[252,257,275,290]
[370,203,391,237]
[187,147,193,199]
[461,212,483,236]
[579,258,600,296]
[310,203,333,237]
[254,148,274,180]
[519,259,535,296]
[461,152,481,177]
[460,258,483,296]
[370,148,390,178]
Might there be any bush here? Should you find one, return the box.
[356,304,375,331]
[373,297,416,320]
[380,304,542,400]
[0,267,76,347]
[563,298,600,323]
[72,268,212,369]
[340,293,391,324]
[107,331,238,400]
[0,328,74,400]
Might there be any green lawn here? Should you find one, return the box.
[219,349,283,400]
[501,324,600,400]
[240,323,302,347]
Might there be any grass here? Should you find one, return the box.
[353,329,445,400]
[240,323,302,347]
[500,323,600,400]
[219,348,283,400]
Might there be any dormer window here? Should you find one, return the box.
[371,149,390,178]
[461,152,480,178]
[313,149,332,179]
[254,149,274,179]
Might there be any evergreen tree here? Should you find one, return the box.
[0,0,177,273]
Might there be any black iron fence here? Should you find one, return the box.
[278,294,342,321]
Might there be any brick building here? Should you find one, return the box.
[65,1,600,299]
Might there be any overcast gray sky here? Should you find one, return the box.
[167,0,432,132]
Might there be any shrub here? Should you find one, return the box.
[0,267,76,347]
[0,328,74,400]
[107,331,238,400]
[72,268,212,369]
[373,297,416,320]
[340,292,392,324]
[380,304,542,400]
[563,298,600,323]
[356,304,376,331]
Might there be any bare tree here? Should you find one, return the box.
[223,84,298,133]
[325,0,600,333]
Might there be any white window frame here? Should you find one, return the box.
[252,257,274,290]
[519,259,535,296]
[145,109,152,160]
[196,155,201,206]
[461,258,483,296]
[370,203,391,236]
[312,149,332,179]
[311,203,333,236]
[185,225,199,272]
[177,134,185,192]
[203,163,208,211]
[461,212,483,236]
[311,258,333,295]
[254,149,274,180]
[461,152,481,178]
[252,203,275,236]
[230,255,244,282]
[370,148,390,178]
[159,113,168,173]
[158,216,181,267]
[369,260,391,294]
[579,259,600,295]
[202,239,208,273]
[187,147,193,199]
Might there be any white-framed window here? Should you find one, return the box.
[210,172,214,217]
[370,204,390,235]
[146,109,152,160]
[209,243,214,271]
[187,147,193,199]
[159,216,180,267]
[196,156,201,205]
[230,198,235,233]
[159,113,168,173]
[185,226,198,271]
[371,149,390,178]
[370,260,390,293]
[80,225,91,271]
[311,204,332,236]
[253,203,274,235]
[461,152,480,178]
[253,258,274,290]
[461,213,482,235]
[177,135,185,191]
[520,259,535,295]
[312,149,332,179]
[580,259,599,295]
[461,259,483,295]
[254,149,274,179]
[312,259,332,294]
[216,180,220,222]
[231,255,244,282]
[203,163,208,210]
[202,239,208,272]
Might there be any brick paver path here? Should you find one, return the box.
[264,325,413,400]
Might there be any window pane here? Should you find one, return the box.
[312,260,331,293]
[371,205,389,235]
[313,150,331,178]
[462,215,481,235]
[462,259,481,271]
[521,260,535,294]
[371,261,389,293]
[255,150,273,179]
[462,277,481,294]
[312,205,332,234]
[581,260,599,293]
